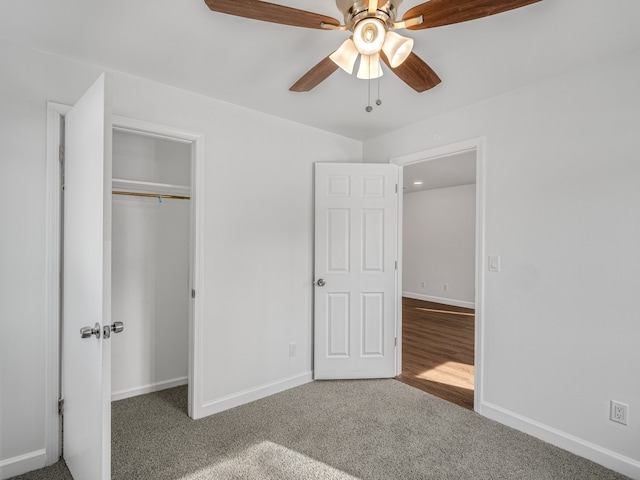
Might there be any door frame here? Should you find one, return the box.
[44,103,206,464]
[390,137,486,412]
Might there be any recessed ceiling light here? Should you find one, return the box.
[413,181,423,185]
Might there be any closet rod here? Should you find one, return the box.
[112,190,190,200]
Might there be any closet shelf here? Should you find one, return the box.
[112,178,190,197]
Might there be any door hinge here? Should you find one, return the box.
[58,398,64,415]
[395,260,397,270]
[395,184,398,193]
[59,146,65,190]
[394,337,397,347]
[191,289,196,299]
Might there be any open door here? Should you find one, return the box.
[62,73,112,480]
[314,163,398,379]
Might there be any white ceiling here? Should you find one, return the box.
[2,0,640,140]
[403,150,476,193]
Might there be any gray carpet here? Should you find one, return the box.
[11,380,628,479]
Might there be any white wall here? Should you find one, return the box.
[112,130,192,186]
[0,40,361,477]
[403,184,476,308]
[111,131,191,400]
[365,50,640,477]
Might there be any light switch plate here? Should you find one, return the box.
[488,255,501,272]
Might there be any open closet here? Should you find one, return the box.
[110,129,192,404]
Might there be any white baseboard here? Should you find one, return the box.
[0,449,46,480]
[198,372,313,419]
[403,291,475,310]
[111,376,188,402]
[481,401,640,479]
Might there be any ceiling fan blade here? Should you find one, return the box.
[290,56,340,92]
[204,0,340,29]
[380,51,441,92]
[402,0,542,30]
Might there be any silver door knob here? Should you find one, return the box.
[316,279,325,287]
[103,321,124,339]
[80,322,101,339]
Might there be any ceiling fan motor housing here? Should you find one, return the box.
[335,0,402,31]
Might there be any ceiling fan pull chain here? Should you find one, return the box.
[376,74,382,106]
[366,68,373,112]
[365,56,376,112]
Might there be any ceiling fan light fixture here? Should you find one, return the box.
[356,52,383,80]
[329,37,360,74]
[206,0,544,94]
[353,18,386,55]
[382,31,414,68]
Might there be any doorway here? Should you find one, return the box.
[110,129,192,405]
[392,140,485,412]
[44,100,205,468]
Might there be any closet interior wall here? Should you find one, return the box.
[111,129,191,401]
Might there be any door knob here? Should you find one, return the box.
[316,278,325,287]
[80,322,101,339]
[103,321,124,339]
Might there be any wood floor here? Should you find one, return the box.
[396,297,475,410]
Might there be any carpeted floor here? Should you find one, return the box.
[11,380,628,479]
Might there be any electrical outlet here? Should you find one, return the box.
[288,342,297,358]
[421,281,425,288]
[610,400,628,425]
[443,283,449,291]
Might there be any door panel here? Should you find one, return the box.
[362,292,384,356]
[327,208,349,272]
[327,293,350,357]
[314,163,398,379]
[62,73,112,480]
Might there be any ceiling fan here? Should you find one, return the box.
[204,0,542,93]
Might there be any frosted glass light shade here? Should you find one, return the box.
[357,52,384,79]
[329,38,360,74]
[382,31,414,68]
[353,18,386,55]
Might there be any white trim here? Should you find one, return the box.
[0,449,46,479]
[391,140,479,165]
[402,292,475,310]
[395,168,403,376]
[474,139,487,414]
[113,124,194,144]
[481,401,640,479]
[45,107,206,461]
[111,377,188,402]
[189,127,206,420]
[390,137,486,413]
[198,373,313,419]
[112,115,201,143]
[44,102,70,466]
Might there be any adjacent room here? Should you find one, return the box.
[1,0,639,479]
[397,151,477,410]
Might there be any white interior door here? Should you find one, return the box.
[314,163,398,379]
[62,73,112,480]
